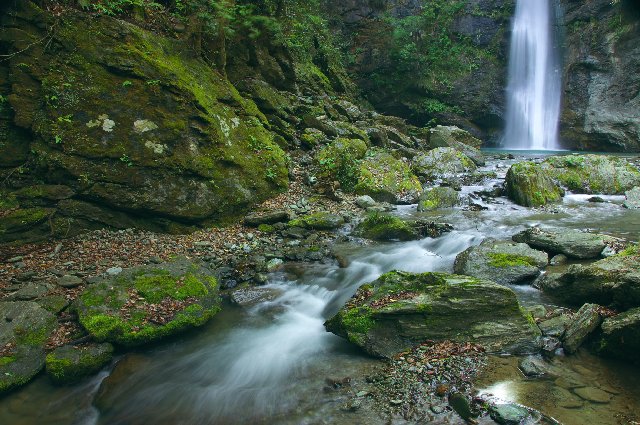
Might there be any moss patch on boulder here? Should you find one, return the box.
[506,161,564,207]
[46,343,114,385]
[355,150,422,204]
[354,213,418,241]
[417,186,459,211]
[412,147,477,181]
[315,138,368,191]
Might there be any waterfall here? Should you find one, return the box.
[503,0,562,150]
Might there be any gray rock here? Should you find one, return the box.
[454,239,548,285]
[7,282,53,301]
[417,186,459,211]
[513,227,618,259]
[549,254,568,265]
[573,387,612,404]
[412,147,476,181]
[624,187,640,209]
[244,210,290,227]
[105,267,123,276]
[518,356,549,377]
[355,195,377,209]
[56,275,84,288]
[230,287,282,307]
[46,343,114,384]
[489,403,531,425]
[538,314,571,338]
[505,162,564,207]
[597,307,640,363]
[563,304,603,354]
[429,125,485,166]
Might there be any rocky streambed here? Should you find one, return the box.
[1,151,640,425]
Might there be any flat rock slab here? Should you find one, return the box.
[46,343,114,384]
[56,275,84,288]
[574,386,612,404]
[513,227,618,259]
[454,239,548,285]
[244,210,290,227]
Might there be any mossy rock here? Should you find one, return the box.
[540,155,640,195]
[325,271,540,357]
[597,307,640,364]
[512,227,619,259]
[355,150,422,204]
[46,342,114,385]
[288,211,345,230]
[0,207,55,243]
[429,125,485,166]
[412,147,477,181]
[506,161,564,207]
[315,138,368,191]
[454,239,548,285]
[354,213,419,241]
[76,259,221,347]
[0,301,57,394]
[417,186,459,211]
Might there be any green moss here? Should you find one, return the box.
[15,326,49,346]
[354,150,422,203]
[46,344,114,384]
[618,244,639,257]
[341,306,375,335]
[316,138,368,191]
[257,224,275,233]
[356,213,417,241]
[488,253,538,268]
[0,192,19,211]
[287,212,344,230]
[0,356,16,366]
[133,271,210,303]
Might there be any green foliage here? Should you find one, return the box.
[316,138,367,191]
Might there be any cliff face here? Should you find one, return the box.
[559,0,640,151]
[325,0,515,141]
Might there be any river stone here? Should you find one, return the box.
[429,125,485,166]
[541,155,640,195]
[76,259,221,347]
[354,214,419,242]
[597,307,640,363]
[412,147,477,181]
[552,387,584,409]
[244,210,290,227]
[563,304,602,354]
[46,343,114,384]
[355,195,377,209]
[56,275,84,288]
[512,227,618,259]
[288,212,345,230]
[573,387,612,404]
[354,151,422,204]
[454,239,548,285]
[6,282,53,301]
[489,403,532,425]
[417,187,459,211]
[0,301,57,394]
[325,271,541,358]
[538,314,571,338]
[230,287,283,307]
[549,254,568,265]
[536,250,640,309]
[36,295,70,314]
[624,187,640,209]
[518,355,549,377]
[505,161,564,207]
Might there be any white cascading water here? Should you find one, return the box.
[503,0,562,150]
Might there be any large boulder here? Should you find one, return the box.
[412,147,477,181]
[429,125,485,166]
[0,301,57,394]
[325,271,540,357]
[505,162,564,207]
[597,307,640,363]
[288,211,345,231]
[536,248,640,309]
[354,151,422,204]
[314,138,368,191]
[563,304,602,354]
[46,342,114,384]
[512,227,618,259]
[354,213,419,242]
[417,186,459,211]
[76,259,221,347]
[454,239,548,285]
[540,155,640,194]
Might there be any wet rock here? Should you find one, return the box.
[489,403,531,425]
[552,386,583,409]
[624,187,640,209]
[518,355,548,377]
[355,195,377,209]
[549,254,568,265]
[588,196,606,203]
[76,259,221,347]
[244,210,290,227]
[527,305,547,320]
[288,212,345,230]
[448,392,477,422]
[541,155,640,195]
[355,151,422,204]
[417,187,459,211]
[46,343,114,385]
[314,138,368,192]
[56,275,84,288]
[454,239,548,285]
[538,314,571,338]
[505,161,564,207]
[0,301,57,394]
[412,147,477,181]
[512,227,618,259]
[573,386,612,404]
[429,125,484,166]
[597,307,640,363]
[354,214,418,242]
[563,304,603,354]
[230,287,282,307]
[325,271,540,357]
[536,250,640,309]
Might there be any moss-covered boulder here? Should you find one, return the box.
[0,2,287,230]
[512,227,619,259]
[597,307,640,364]
[354,151,422,204]
[315,138,368,191]
[325,271,540,357]
[412,147,477,181]
[76,259,221,347]
[540,155,640,194]
[505,161,564,207]
[454,239,548,285]
[417,187,459,211]
[288,211,345,231]
[429,125,485,166]
[0,301,57,394]
[46,342,114,385]
[536,247,640,310]
[354,213,419,241]
[0,207,55,244]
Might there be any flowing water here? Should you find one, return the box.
[503,0,562,150]
[1,154,640,424]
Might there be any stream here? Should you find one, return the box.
[1,153,639,425]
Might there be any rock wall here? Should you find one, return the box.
[559,0,640,151]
